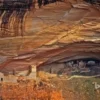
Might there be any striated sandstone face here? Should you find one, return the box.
[0,1,100,75]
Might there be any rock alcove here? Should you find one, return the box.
[37,42,100,76]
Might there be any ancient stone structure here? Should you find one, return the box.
[0,65,36,82]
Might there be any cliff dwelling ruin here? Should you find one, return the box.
[37,42,100,76]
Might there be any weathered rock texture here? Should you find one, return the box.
[0,0,100,74]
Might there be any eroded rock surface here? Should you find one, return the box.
[0,1,100,75]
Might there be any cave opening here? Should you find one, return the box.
[63,57,100,67]
[38,57,100,76]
